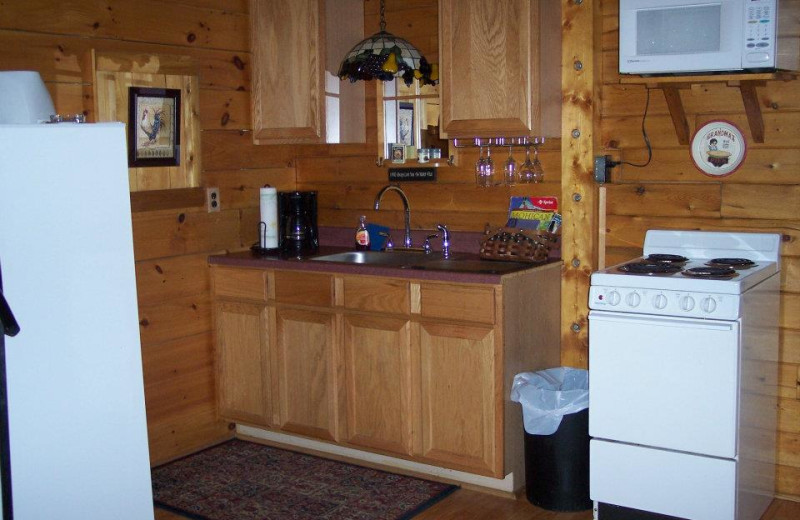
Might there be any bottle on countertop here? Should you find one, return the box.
[355,215,370,251]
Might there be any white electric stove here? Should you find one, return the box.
[588,230,781,520]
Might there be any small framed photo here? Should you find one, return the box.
[391,143,406,164]
[398,102,414,146]
[128,87,181,167]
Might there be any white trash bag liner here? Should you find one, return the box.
[510,367,589,435]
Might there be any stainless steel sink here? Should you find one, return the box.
[310,250,534,275]
[310,250,428,266]
[420,259,530,274]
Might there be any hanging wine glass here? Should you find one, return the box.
[518,143,535,184]
[484,144,496,186]
[475,142,487,187]
[532,137,544,183]
[503,139,517,186]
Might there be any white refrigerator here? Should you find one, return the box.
[0,123,154,519]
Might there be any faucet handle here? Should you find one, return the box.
[423,233,438,254]
[378,231,394,251]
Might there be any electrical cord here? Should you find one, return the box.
[608,88,652,169]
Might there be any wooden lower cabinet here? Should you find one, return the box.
[342,314,413,456]
[215,301,271,426]
[211,263,561,487]
[418,321,501,477]
[274,307,338,441]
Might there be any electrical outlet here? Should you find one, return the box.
[206,187,220,212]
[594,156,608,184]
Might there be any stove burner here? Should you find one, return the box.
[682,266,739,279]
[706,257,756,269]
[618,262,683,275]
[646,254,689,264]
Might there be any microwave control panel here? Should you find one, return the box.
[744,0,776,65]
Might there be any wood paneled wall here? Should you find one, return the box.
[7,0,796,502]
[0,0,298,465]
[599,0,800,500]
[298,0,563,238]
[0,0,442,465]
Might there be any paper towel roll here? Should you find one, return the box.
[259,187,278,249]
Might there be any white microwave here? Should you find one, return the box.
[619,0,800,75]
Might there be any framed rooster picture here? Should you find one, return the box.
[127,87,181,167]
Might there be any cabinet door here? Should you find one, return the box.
[216,301,271,426]
[418,321,501,476]
[343,315,413,456]
[274,308,338,440]
[439,0,560,138]
[250,0,325,144]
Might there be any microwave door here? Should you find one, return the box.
[619,0,745,74]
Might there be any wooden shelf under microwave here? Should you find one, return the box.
[620,72,797,145]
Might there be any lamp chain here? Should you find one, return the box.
[379,0,386,32]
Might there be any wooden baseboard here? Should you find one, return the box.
[235,425,520,498]
[150,433,234,468]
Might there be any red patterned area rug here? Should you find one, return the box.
[152,439,458,520]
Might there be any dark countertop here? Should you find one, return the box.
[208,247,561,285]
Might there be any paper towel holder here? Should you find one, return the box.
[251,185,280,255]
[250,222,281,256]
[0,71,56,124]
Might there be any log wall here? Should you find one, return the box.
[297,0,563,239]
[4,0,796,501]
[600,0,800,499]
[0,0,295,464]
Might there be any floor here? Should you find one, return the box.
[154,489,800,519]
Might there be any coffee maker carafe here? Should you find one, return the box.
[278,191,318,255]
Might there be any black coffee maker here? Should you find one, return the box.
[278,191,319,255]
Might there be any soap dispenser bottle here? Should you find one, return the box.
[355,215,370,251]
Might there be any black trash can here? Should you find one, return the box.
[510,368,590,512]
[524,407,591,511]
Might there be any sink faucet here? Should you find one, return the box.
[436,224,451,259]
[374,184,412,248]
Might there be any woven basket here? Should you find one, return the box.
[479,227,559,263]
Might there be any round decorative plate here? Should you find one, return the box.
[690,120,747,177]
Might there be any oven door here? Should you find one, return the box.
[589,310,739,458]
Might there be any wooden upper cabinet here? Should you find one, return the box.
[439,0,561,138]
[250,0,325,144]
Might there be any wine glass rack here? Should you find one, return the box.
[452,136,545,149]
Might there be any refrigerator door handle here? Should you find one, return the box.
[0,291,19,337]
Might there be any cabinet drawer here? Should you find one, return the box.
[419,284,496,325]
[212,267,268,302]
[343,277,410,314]
[274,270,333,307]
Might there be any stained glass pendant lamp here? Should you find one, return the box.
[338,0,438,86]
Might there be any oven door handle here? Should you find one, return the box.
[588,310,736,331]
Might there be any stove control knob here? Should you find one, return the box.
[680,295,696,311]
[607,291,621,306]
[653,293,668,309]
[626,292,641,307]
[701,297,717,313]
